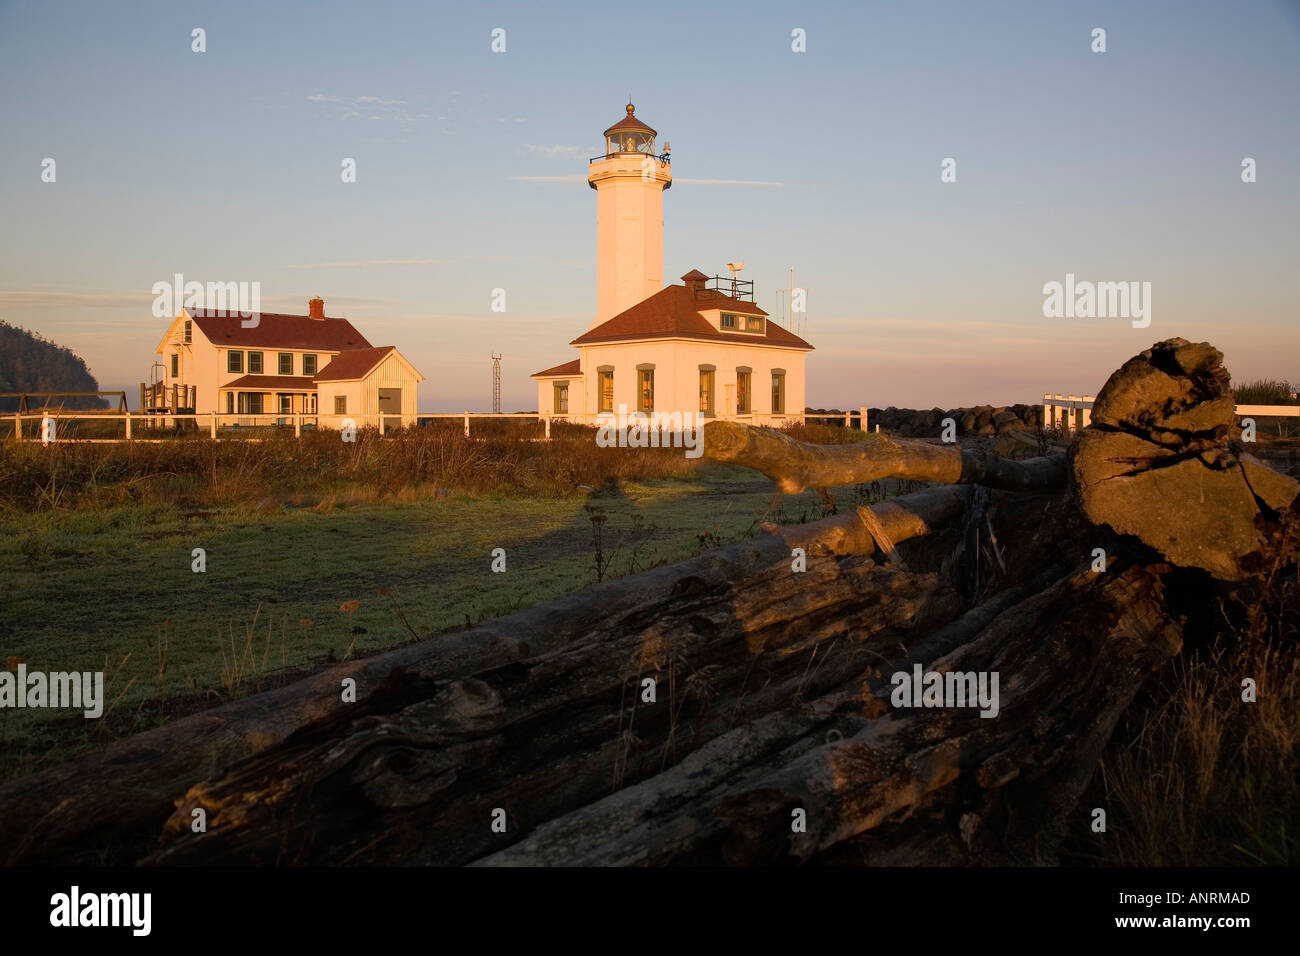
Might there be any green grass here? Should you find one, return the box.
[0,463,864,780]
[1233,379,1298,406]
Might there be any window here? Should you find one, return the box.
[597,368,614,413]
[183,319,192,343]
[248,351,263,374]
[334,395,347,415]
[699,366,715,415]
[771,370,786,414]
[227,350,243,373]
[279,394,292,414]
[279,353,293,375]
[225,392,234,414]
[737,368,752,414]
[553,382,569,414]
[637,365,654,414]
[303,354,317,376]
[746,316,766,333]
[609,132,653,154]
[238,392,263,414]
[720,314,737,329]
[307,394,317,414]
[170,353,179,378]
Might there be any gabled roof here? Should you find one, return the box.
[570,285,814,350]
[312,346,395,381]
[531,359,582,379]
[186,309,372,352]
[222,375,316,391]
[313,345,425,383]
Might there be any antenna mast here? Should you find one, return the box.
[491,352,502,414]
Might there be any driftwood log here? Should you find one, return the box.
[0,338,1294,866]
[0,486,976,865]
[704,419,1068,493]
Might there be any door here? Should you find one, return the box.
[378,387,402,430]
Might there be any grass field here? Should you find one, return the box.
[0,461,869,780]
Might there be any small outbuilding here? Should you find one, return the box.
[313,346,424,428]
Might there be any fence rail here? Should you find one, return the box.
[12,398,1294,445]
[8,408,875,443]
[1233,404,1300,418]
[1044,394,1298,431]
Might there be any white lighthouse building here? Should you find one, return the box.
[533,103,812,423]
[588,103,672,330]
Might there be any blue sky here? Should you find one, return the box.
[1,0,1297,410]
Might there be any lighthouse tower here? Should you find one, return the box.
[587,103,672,330]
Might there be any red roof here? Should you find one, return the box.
[189,310,371,351]
[571,285,813,350]
[313,346,396,382]
[222,375,315,391]
[531,359,582,378]
[604,103,656,137]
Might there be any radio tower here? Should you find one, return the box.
[491,352,502,414]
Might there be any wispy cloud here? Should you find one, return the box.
[0,290,152,308]
[308,94,408,106]
[523,144,590,159]
[258,294,386,309]
[507,175,586,183]
[306,94,429,126]
[278,256,515,269]
[676,178,785,187]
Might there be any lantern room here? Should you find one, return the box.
[603,103,658,157]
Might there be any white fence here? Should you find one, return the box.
[1043,394,1097,430]
[12,399,1294,444]
[7,408,874,443]
[1043,393,1300,431]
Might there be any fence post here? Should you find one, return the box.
[294,413,301,438]
[464,411,470,438]
[13,413,19,440]
[210,413,217,439]
[859,406,868,432]
[124,412,132,441]
[544,412,551,440]
[378,412,385,436]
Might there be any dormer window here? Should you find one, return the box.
[719,313,764,334]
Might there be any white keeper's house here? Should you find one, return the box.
[532,103,813,422]
[149,297,423,427]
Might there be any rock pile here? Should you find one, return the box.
[853,404,1046,437]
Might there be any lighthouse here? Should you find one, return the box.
[586,103,672,330]
[533,101,812,423]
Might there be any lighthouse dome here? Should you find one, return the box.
[603,103,656,156]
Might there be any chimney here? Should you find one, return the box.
[308,296,325,320]
[681,269,708,298]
